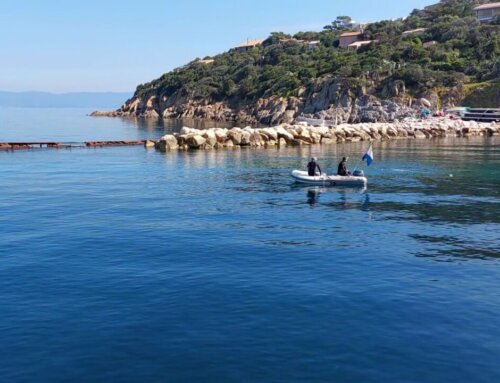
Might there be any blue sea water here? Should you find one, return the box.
[1,108,500,382]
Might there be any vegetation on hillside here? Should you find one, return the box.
[134,0,499,107]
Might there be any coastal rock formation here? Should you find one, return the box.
[90,0,499,125]
[151,119,498,152]
[91,78,425,125]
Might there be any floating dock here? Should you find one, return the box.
[0,140,146,151]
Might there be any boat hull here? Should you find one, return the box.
[291,170,367,187]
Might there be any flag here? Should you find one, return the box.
[362,144,373,166]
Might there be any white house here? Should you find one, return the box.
[473,2,500,22]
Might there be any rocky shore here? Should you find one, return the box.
[149,118,498,152]
[91,78,439,125]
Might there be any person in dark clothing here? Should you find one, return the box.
[337,157,349,176]
[307,157,322,176]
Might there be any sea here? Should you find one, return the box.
[1,107,499,382]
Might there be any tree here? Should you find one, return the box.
[324,16,354,31]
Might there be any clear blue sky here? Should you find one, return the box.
[0,0,436,93]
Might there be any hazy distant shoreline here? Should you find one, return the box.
[0,91,132,109]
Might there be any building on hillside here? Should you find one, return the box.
[306,40,321,49]
[232,39,265,53]
[278,38,320,49]
[402,28,427,36]
[279,38,299,44]
[339,32,362,48]
[197,59,214,64]
[347,40,376,51]
[423,41,437,48]
[473,2,500,22]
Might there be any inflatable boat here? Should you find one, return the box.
[291,170,367,187]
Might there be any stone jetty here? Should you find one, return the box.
[152,118,498,152]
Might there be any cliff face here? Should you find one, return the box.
[93,77,454,125]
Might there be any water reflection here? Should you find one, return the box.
[307,188,321,206]
[120,116,236,137]
[301,186,369,209]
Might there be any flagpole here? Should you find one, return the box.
[352,159,363,173]
[353,143,372,173]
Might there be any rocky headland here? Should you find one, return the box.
[91,0,499,126]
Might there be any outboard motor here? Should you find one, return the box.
[352,170,364,177]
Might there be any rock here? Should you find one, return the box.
[386,126,398,137]
[276,126,294,142]
[414,130,427,139]
[261,127,278,141]
[310,132,322,144]
[203,130,218,146]
[321,137,337,144]
[228,130,242,145]
[139,119,498,153]
[397,128,408,138]
[290,139,305,146]
[177,134,189,146]
[240,131,252,146]
[186,135,206,149]
[250,131,264,146]
[144,140,156,148]
[180,126,195,135]
[214,129,228,142]
[278,137,287,146]
[155,135,179,151]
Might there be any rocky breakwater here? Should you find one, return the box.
[150,119,498,152]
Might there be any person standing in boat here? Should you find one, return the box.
[337,157,350,176]
[307,157,322,176]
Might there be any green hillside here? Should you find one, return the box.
[129,0,499,114]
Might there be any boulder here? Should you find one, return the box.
[177,135,189,146]
[321,137,337,145]
[240,131,252,146]
[228,130,242,145]
[261,128,278,141]
[386,126,398,137]
[250,131,264,146]
[397,128,408,138]
[290,139,305,146]
[203,130,218,146]
[180,126,196,135]
[414,130,427,139]
[310,132,322,144]
[214,129,228,142]
[186,135,206,149]
[276,126,294,142]
[278,137,287,146]
[155,135,178,151]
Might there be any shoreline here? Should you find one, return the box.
[1,118,497,152]
[151,118,499,152]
